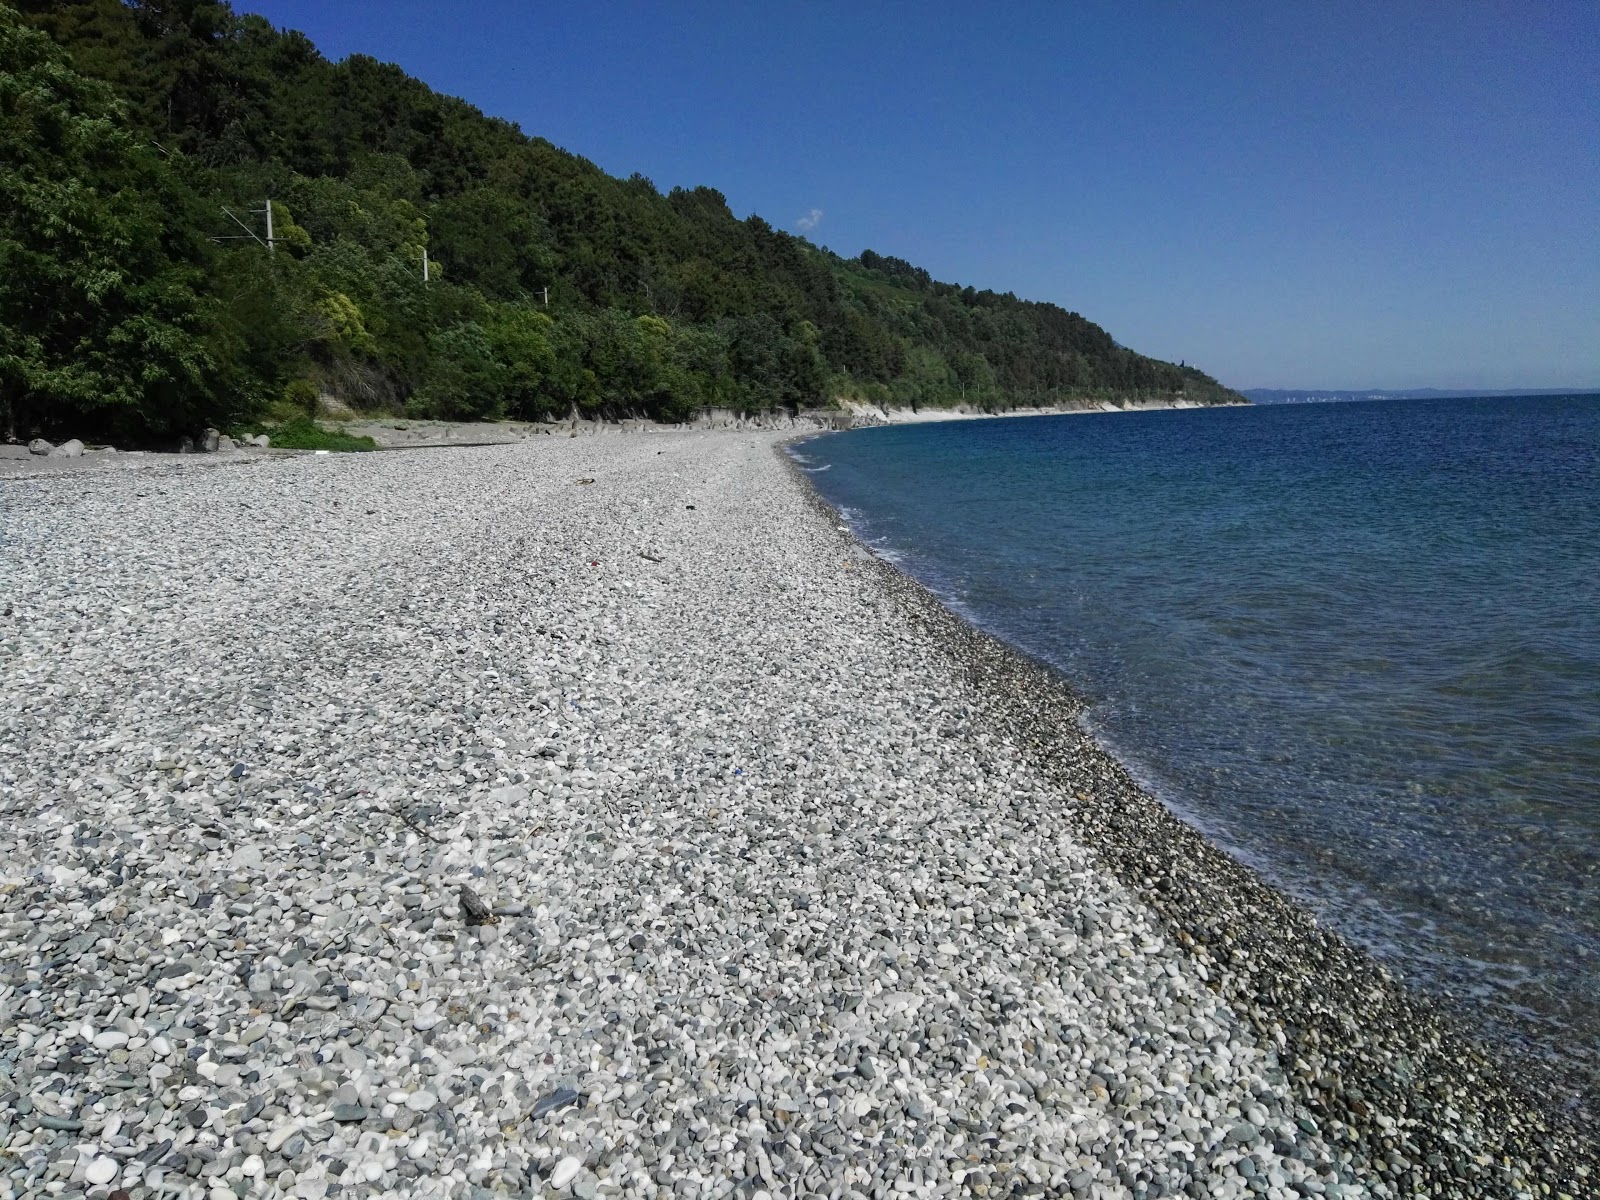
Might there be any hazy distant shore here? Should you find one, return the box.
[0,429,1589,1198]
[333,395,1248,445]
[843,396,1247,426]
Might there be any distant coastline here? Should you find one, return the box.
[1245,387,1600,405]
[841,394,1248,427]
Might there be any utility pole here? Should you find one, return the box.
[422,247,430,285]
[215,204,268,249]
[540,285,549,306]
[263,199,274,253]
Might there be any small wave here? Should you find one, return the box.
[802,463,832,472]
[1078,711,1290,880]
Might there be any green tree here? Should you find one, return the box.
[487,306,556,419]
[415,321,505,420]
[429,187,555,301]
[0,7,218,439]
[268,199,311,253]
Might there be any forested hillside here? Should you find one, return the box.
[2,0,1243,442]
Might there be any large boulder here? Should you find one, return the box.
[48,439,84,459]
[249,434,270,448]
[27,438,52,456]
[200,427,221,453]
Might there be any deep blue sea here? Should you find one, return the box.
[795,394,1600,1091]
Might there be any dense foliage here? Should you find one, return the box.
[2,0,1242,440]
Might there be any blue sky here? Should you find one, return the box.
[243,1,1598,391]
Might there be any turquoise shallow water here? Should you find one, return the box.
[796,395,1600,1091]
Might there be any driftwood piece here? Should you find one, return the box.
[459,883,498,925]
[639,551,663,563]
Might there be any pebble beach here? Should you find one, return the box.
[0,432,1592,1200]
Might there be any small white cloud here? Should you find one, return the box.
[795,208,823,234]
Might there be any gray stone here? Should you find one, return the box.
[1229,1121,1261,1144]
[530,1087,581,1119]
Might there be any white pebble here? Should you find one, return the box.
[266,1124,300,1152]
[84,1158,118,1185]
[0,430,1520,1200]
[550,1156,583,1189]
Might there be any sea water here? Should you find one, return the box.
[796,394,1600,1097]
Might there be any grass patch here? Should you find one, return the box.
[246,417,378,451]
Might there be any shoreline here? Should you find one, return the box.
[779,439,1597,1183]
[0,395,1247,472]
[840,398,1247,427]
[0,429,1591,1199]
